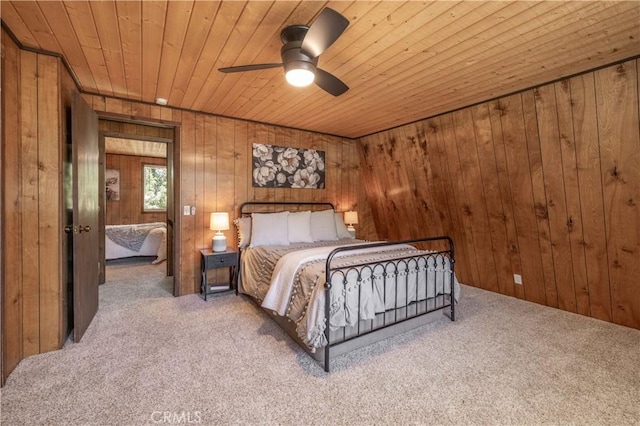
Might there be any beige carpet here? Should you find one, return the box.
[1,260,639,425]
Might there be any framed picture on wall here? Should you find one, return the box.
[252,143,326,189]
[105,168,120,201]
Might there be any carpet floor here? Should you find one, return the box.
[1,260,639,425]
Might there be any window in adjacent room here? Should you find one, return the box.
[143,164,167,212]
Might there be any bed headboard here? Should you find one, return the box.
[239,201,335,217]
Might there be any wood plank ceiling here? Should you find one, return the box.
[3,1,639,138]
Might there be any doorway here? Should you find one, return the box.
[98,119,176,290]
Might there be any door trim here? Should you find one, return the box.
[97,117,181,297]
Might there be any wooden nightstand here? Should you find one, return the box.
[200,249,238,300]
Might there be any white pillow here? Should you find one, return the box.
[335,212,354,239]
[288,211,313,243]
[250,212,290,247]
[310,209,339,241]
[234,217,252,248]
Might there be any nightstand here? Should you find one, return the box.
[200,249,238,300]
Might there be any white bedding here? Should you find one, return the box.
[105,224,167,263]
[247,242,460,351]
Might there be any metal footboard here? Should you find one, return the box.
[323,237,456,372]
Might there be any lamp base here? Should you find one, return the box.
[212,233,227,252]
[347,225,356,238]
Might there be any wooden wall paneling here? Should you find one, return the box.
[488,101,524,299]
[253,123,272,207]
[521,90,559,307]
[355,140,384,241]
[418,121,462,268]
[470,104,516,296]
[569,73,613,322]
[439,114,482,288]
[327,134,342,211]
[595,60,640,328]
[452,108,499,292]
[233,120,249,227]
[37,54,61,352]
[358,136,392,238]
[2,29,24,380]
[196,114,209,290]
[499,94,547,305]
[105,155,119,225]
[20,50,40,357]
[130,157,142,223]
[179,111,196,296]
[368,135,398,239]
[425,118,473,284]
[105,154,167,225]
[120,152,132,224]
[215,117,236,284]
[554,79,591,316]
[273,126,290,204]
[90,94,106,112]
[398,124,442,249]
[341,139,354,211]
[245,122,256,204]
[383,130,415,239]
[532,85,577,312]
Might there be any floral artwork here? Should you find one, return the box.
[105,169,120,201]
[252,143,325,189]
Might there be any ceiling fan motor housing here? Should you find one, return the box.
[281,40,318,75]
[280,25,318,74]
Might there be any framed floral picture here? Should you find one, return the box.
[252,143,325,189]
[105,168,120,201]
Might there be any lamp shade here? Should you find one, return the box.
[210,212,230,231]
[344,211,358,225]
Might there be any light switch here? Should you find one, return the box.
[183,205,191,216]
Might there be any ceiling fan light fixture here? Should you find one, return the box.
[285,68,315,87]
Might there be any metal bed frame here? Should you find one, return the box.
[238,201,456,372]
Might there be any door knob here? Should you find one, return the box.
[78,225,91,233]
[64,225,77,234]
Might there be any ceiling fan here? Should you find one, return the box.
[218,8,350,96]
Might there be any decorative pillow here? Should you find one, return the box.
[234,217,252,249]
[288,211,314,243]
[310,209,339,241]
[250,212,290,247]
[335,212,354,239]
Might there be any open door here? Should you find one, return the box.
[70,91,99,342]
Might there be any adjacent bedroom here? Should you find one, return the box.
[103,136,170,296]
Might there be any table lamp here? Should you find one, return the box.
[344,211,358,237]
[210,212,230,252]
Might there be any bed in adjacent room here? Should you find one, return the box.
[236,202,460,371]
[105,222,167,264]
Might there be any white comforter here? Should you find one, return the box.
[261,243,460,350]
[105,224,167,263]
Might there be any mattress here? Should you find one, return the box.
[240,240,459,351]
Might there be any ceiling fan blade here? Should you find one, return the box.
[300,8,349,58]
[218,63,282,73]
[314,68,349,96]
